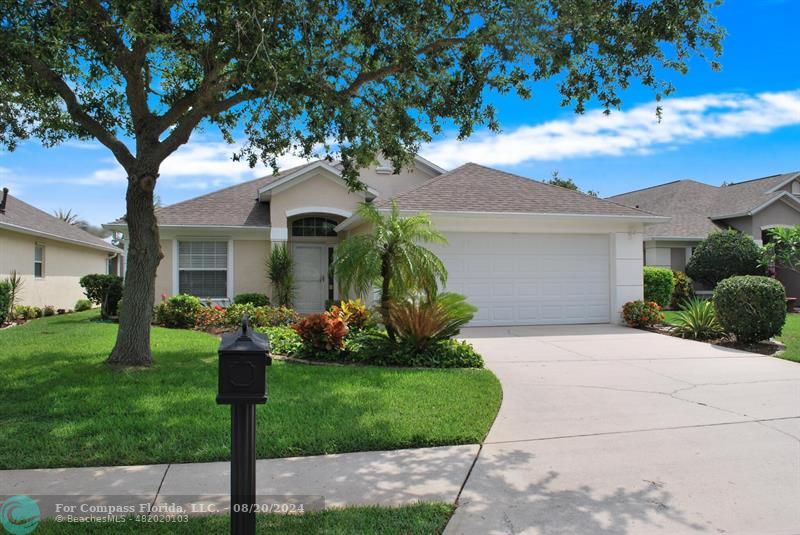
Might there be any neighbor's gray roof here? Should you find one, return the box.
[109,163,315,228]
[383,163,659,217]
[0,192,121,253]
[608,171,800,239]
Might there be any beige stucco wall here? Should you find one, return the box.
[359,157,438,199]
[154,239,173,300]
[153,237,271,302]
[270,173,364,231]
[0,229,110,309]
[234,240,270,298]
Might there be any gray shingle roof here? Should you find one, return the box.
[0,192,121,253]
[607,180,723,238]
[383,163,658,217]
[709,172,800,218]
[112,163,315,228]
[608,172,800,239]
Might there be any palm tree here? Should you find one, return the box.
[53,208,79,225]
[266,243,296,307]
[334,201,447,340]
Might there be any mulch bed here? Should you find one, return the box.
[646,324,784,356]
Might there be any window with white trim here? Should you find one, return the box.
[178,241,228,298]
[34,244,44,278]
[291,217,338,237]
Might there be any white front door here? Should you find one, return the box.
[293,244,328,313]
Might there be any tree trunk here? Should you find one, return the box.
[380,254,396,342]
[107,168,163,366]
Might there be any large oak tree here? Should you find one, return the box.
[0,1,722,366]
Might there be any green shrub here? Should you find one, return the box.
[74,299,92,312]
[713,276,786,343]
[643,267,674,308]
[293,312,349,356]
[153,294,202,328]
[671,298,725,340]
[225,303,258,326]
[389,293,477,350]
[342,331,483,368]
[13,304,32,320]
[79,274,123,318]
[257,326,303,356]
[0,281,11,324]
[328,299,373,331]
[685,230,763,286]
[394,339,484,368]
[256,306,299,327]
[233,293,270,307]
[31,306,43,318]
[43,305,55,317]
[622,300,663,328]
[670,271,694,309]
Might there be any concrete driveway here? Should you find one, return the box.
[447,324,800,535]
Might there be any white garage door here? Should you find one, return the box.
[433,233,610,326]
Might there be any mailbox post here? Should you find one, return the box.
[217,315,271,535]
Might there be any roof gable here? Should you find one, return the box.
[257,161,379,200]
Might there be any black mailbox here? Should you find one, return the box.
[217,315,271,404]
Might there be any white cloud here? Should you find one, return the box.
[421,89,800,168]
[0,166,25,195]
[61,142,317,187]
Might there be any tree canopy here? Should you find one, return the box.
[0,0,723,365]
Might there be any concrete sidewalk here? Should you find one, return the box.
[0,445,478,518]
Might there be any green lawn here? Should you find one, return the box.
[661,310,681,326]
[777,313,800,362]
[0,312,501,469]
[36,503,454,534]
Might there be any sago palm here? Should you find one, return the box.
[334,201,448,339]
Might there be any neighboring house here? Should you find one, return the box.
[105,157,666,326]
[609,172,800,296]
[0,188,124,309]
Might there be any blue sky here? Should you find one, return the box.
[2,1,799,225]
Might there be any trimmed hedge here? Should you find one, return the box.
[74,299,92,312]
[643,267,674,308]
[154,294,202,328]
[713,275,786,343]
[685,230,763,286]
[233,293,270,307]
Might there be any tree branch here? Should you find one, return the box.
[344,37,467,96]
[21,54,135,169]
[84,0,154,135]
[155,87,259,162]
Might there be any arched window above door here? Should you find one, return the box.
[291,217,338,237]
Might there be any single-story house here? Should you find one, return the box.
[0,188,124,309]
[106,157,666,326]
[608,171,800,296]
